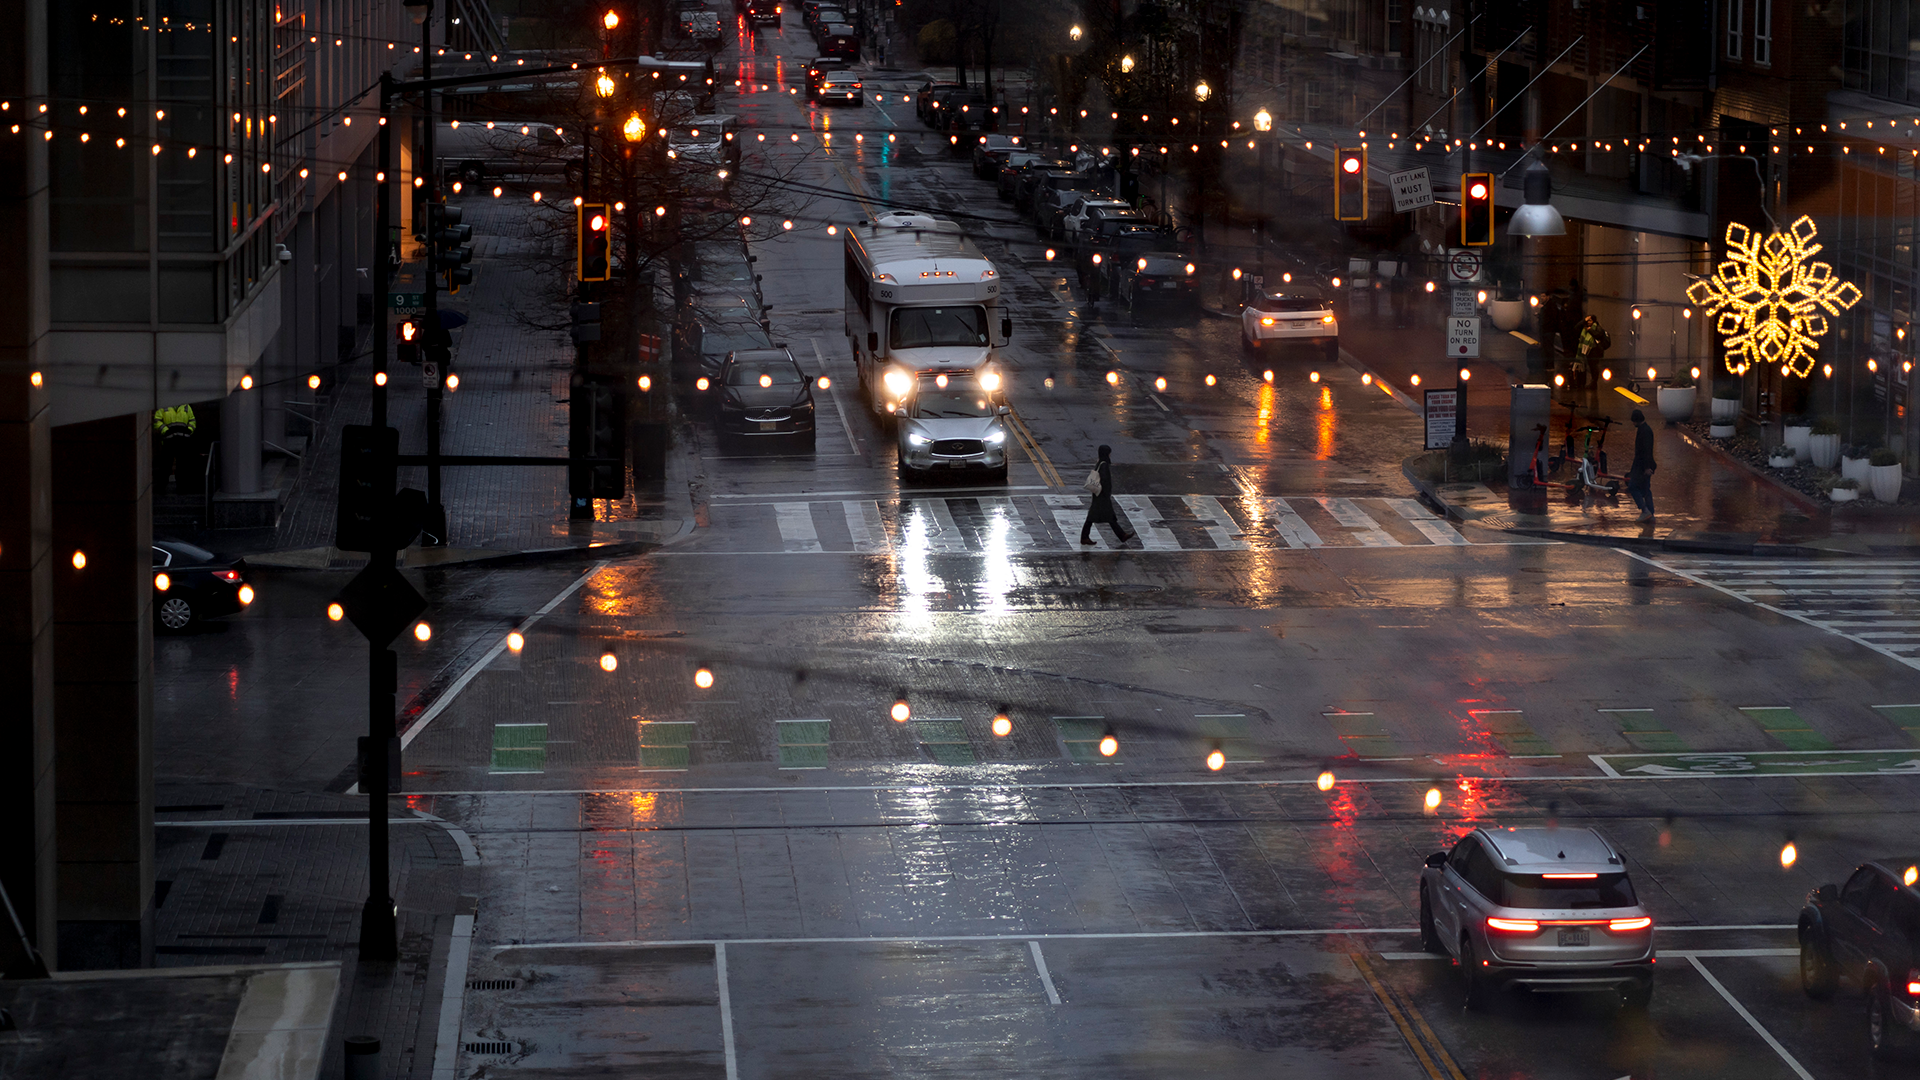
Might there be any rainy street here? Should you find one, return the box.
[136,15,1920,1080]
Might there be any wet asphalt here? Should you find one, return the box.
[148,15,1920,1080]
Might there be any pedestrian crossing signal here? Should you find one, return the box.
[1461,172,1495,246]
[578,202,611,282]
[396,319,420,364]
[1334,148,1367,221]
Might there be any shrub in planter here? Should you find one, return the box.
[1768,445,1799,467]
[1842,448,1873,484]
[1831,477,1861,502]
[1872,449,1901,467]
[1870,449,1904,501]
[1811,417,1840,435]
[1808,417,1841,468]
[1783,418,1812,456]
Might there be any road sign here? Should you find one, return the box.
[337,563,428,646]
[1446,249,1482,283]
[1388,167,1433,212]
[1448,317,1481,357]
[389,292,425,310]
[1423,389,1458,449]
[421,361,439,388]
[1450,288,1476,317]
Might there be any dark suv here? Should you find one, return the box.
[1800,858,1920,1058]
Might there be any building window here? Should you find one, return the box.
[1843,0,1915,102]
[1727,0,1743,59]
[1754,0,1772,65]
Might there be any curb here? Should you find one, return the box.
[1668,423,1830,518]
[246,534,670,572]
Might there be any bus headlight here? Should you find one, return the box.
[980,371,1002,392]
[883,369,912,397]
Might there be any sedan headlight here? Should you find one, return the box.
[883,369,912,397]
[907,432,931,446]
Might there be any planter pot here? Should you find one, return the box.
[1712,396,1741,421]
[1831,487,1860,502]
[1769,454,1798,469]
[1842,456,1873,484]
[1710,423,1736,438]
[1656,385,1697,422]
[1808,432,1841,469]
[1784,425,1812,456]
[1872,463,1904,502]
[1489,299,1526,331]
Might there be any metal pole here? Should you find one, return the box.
[359,644,397,960]
[422,3,446,545]
[375,78,392,431]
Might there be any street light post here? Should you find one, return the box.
[1253,108,1271,280]
[420,0,448,547]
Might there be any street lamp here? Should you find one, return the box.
[404,0,429,24]
[1120,55,1135,73]
[1253,108,1272,133]
[602,9,619,29]
[1069,23,1082,41]
[1194,80,1212,102]
[622,111,646,141]
[1507,160,1566,237]
[595,71,616,98]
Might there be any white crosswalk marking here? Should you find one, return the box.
[774,503,822,552]
[1647,557,1920,671]
[1262,498,1323,548]
[1385,497,1469,546]
[841,500,887,552]
[1315,497,1397,547]
[1114,495,1182,550]
[1184,496,1250,550]
[702,494,1495,555]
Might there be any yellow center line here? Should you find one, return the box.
[1005,406,1061,487]
[1350,953,1466,1080]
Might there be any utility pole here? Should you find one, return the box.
[421,0,447,545]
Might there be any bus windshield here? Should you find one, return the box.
[890,306,988,349]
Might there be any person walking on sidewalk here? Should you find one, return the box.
[1080,445,1137,545]
[1628,408,1658,522]
[1576,314,1611,399]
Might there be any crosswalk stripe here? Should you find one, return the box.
[1114,495,1183,550]
[1263,498,1323,548]
[1384,498,1469,546]
[1316,497,1398,547]
[1650,555,1920,674]
[1184,496,1250,550]
[774,502,822,552]
[841,500,887,553]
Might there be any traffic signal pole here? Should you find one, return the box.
[362,73,400,963]
[421,4,447,546]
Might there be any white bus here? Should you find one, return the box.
[844,212,1011,416]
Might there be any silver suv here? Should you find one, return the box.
[1418,826,1655,1009]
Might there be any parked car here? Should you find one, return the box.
[970,133,1023,179]
[433,121,580,184]
[817,23,860,60]
[935,92,996,137]
[1241,285,1339,359]
[1061,197,1133,247]
[914,79,960,124]
[1031,174,1106,237]
[1799,857,1920,1058]
[895,371,1009,482]
[803,3,842,31]
[715,348,817,445]
[813,71,863,105]
[1000,155,1070,203]
[153,539,254,633]
[1114,252,1201,323]
[804,56,850,98]
[1081,219,1178,299]
[1419,826,1655,1011]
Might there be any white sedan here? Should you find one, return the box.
[1242,285,1339,358]
[895,371,1009,482]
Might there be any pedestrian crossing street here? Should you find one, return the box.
[1651,557,1920,670]
[695,493,1479,554]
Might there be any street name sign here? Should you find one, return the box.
[389,292,425,310]
[1448,316,1481,357]
[1388,167,1433,212]
[1424,389,1458,448]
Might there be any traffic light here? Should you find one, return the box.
[422,323,453,370]
[396,319,420,365]
[1461,172,1495,246]
[428,203,473,288]
[579,203,611,282]
[1334,147,1367,221]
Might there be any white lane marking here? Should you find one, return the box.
[716,942,739,1080]
[1686,955,1817,1080]
[1028,940,1063,1004]
[1381,948,1797,961]
[1264,499,1323,548]
[430,914,475,1080]
[715,486,1052,499]
[496,925,1792,951]
[1114,495,1182,549]
[1184,495,1249,551]
[842,500,887,552]
[155,818,439,827]
[1385,498,1469,545]
[813,338,862,456]
[774,502,823,552]
[1315,497,1398,546]
[398,561,606,750]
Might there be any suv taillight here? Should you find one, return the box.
[1908,969,1920,996]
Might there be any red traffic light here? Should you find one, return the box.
[1460,172,1495,246]
[1342,156,1361,174]
[1468,180,1488,200]
[589,213,607,232]
[1334,147,1368,221]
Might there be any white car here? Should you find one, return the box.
[1242,285,1338,358]
[895,371,1009,482]
[1062,198,1133,247]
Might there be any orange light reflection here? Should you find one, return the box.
[1315,385,1336,459]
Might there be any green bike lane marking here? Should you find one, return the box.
[1590,748,1920,778]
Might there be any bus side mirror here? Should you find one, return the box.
[1000,317,1013,342]
[868,332,879,353]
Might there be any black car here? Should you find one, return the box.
[817,25,860,61]
[1114,251,1200,323]
[153,539,254,632]
[715,348,817,445]
[692,324,775,391]
[804,56,850,98]
[1082,219,1177,298]
[970,133,1022,179]
[805,5,843,33]
[914,79,960,124]
[814,71,863,104]
[1800,857,1920,1058]
[1031,174,1104,236]
[999,155,1069,202]
[744,0,780,25]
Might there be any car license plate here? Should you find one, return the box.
[759,421,779,431]
[1557,928,1589,947]
[1163,281,1181,289]
[945,460,967,468]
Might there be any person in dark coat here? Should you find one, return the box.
[1080,445,1137,545]
[1628,408,1657,522]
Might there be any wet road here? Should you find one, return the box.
[149,14,1920,1080]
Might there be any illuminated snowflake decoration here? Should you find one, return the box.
[1686,215,1862,378]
